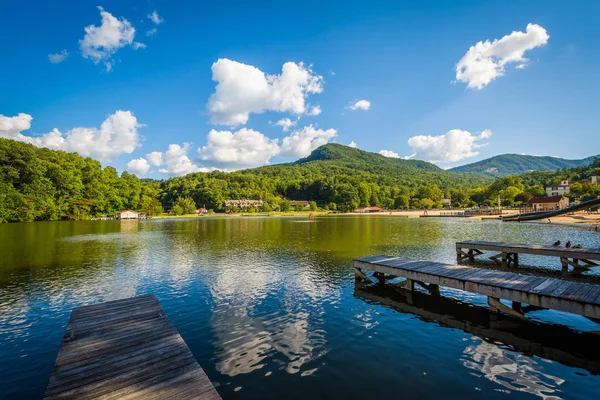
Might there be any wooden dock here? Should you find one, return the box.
[354,255,600,320]
[456,240,600,274]
[44,294,221,400]
[354,285,600,373]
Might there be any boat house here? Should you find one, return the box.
[116,210,139,219]
[528,195,569,212]
[290,200,310,208]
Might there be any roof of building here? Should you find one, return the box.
[529,196,565,204]
[118,210,137,213]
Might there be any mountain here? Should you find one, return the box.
[243,143,490,188]
[450,154,599,177]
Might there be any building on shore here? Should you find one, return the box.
[224,199,263,212]
[196,208,208,215]
[545,180,570,197]
[528,196,569,212]
[356,206,384,213]
[116,210,139,219]
[290,200,310,208]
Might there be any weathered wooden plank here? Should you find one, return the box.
[354,256,600,319]
[44,294,221,400]
[456,240,600,260]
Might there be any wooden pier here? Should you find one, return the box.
[44,294,221,400]
[354,255,600,320]
[354,285,600,373]
[456,240,600,274]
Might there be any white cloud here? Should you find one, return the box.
[379,150,399,158]
[0,110,142,162]
[406,129,492,163]
[456,23,549,89]
[79,7,137,71]
[148,11,163,25]
[280,125,337,158]
[349,100,370,111]
[207,58,323,126]
[132,42,146,50]
[48,50,69,64]
[158,143,209,176]
[127,158,150,175]
[307,105,322,116]
[146,28,158,37]
[348,141,358,148]
[146,151,163,166]
[275,118,297,132]
[199,128,280,168]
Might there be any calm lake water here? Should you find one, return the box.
[1,216,599,399]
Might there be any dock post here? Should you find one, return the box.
[354,267,373,283]
[512,253,519,267]
[405,279,414,291]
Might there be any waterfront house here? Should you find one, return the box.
[545,180,570,197]
[528,196,569,212]
[356,206,384,213]
[290,200,310,208]
[196,208,208,215]
[117,210,138,219]
[224,199,263,211]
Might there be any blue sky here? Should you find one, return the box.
[1,0,599,176]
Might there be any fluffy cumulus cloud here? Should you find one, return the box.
[156,143,210,176]
[275,118,297,132]
[127,158,150,175]
[198,128,280,168]
[349,100,370,111]
[406,129,492,163]
[79,7,139,71]
[48,50,69,64]
[348,141,358,148]
[280,125,337,158]
[379,149,400,158]
[207,58,323,126]
[146,151,163,166]
[0,110,142,162]
[456,23,549,89]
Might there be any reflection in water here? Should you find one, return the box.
[463,340,564,399]
[1,217,600,399]
[209,253,330,377]
[354,284,600,399]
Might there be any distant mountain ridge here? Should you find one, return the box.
[449,154,598,177]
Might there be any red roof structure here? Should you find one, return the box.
[528,196,563,204]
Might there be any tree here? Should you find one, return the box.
[280,199,291,212]
[309,201,318,211]
[394,195,410,209]
[294,203,304,212]
[172,197,196,215]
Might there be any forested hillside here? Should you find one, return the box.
[157,144,492,211]
[2,138,598,223]
[0,139,162,222]
[450,154,598,177]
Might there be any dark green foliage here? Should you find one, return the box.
[155,144,491,212]
[450,153,599,178]
[0,138,160,222]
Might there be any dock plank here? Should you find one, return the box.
[354,256,600,319]
[44,294,221,400]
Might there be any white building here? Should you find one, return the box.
[546,180,570,197]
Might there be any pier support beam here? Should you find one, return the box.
[354,267,373,283]
[488,297,527,321]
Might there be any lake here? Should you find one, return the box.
[1,216,599,399]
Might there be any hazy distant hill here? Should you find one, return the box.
[449,154,598,177]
